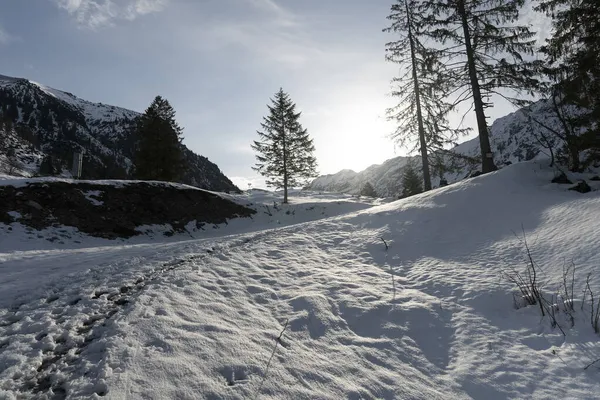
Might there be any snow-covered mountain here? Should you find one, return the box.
[309,158,413,197]
[0,74,239,192]
[309,99,576,197]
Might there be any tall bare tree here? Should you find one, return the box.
[420,0,539,173]
[384,0,463,190]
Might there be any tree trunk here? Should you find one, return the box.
[406,0,432,191]
[457,0,497,173]
[551,92,581,172]
[568,142,580,172]
[282,120,289,204]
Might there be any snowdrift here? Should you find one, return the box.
[1,161,599,399]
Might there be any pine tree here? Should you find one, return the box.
[251,88,318,204]
[420,0,539,173]
[401,161,423,198]
[39,155,58,176]
[4,146,22,176]
[134,96,184,182]
[360,182,378,198]
[384,0,464,192]
[536,0,600,170]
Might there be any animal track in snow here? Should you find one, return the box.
[219,365,250,387]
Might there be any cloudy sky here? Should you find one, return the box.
[0,0,545,188]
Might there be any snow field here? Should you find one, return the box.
[0,160,599,399]
[0,185,374,253]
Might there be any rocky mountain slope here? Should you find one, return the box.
[309,99,590,197]
[0,74,239,192]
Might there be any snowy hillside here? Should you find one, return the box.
[0,180,376,252]
[309,158,411,197]
[309,99,585,197]
[27,80,139,131]
[1,160,600,399]
[0,128,44,177]
[0,74,238,192]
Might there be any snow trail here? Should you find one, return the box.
[1,161,600,399]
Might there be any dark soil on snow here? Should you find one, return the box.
[0,181,255,239]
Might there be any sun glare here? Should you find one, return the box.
[307,99,399,175]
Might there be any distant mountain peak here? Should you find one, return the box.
[309,99,564,197]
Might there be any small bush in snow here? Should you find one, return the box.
[504,230,570,335]
[360,182,378,198]
[504,231,600,338]
[504,231,544,316]
[584,274,600,334]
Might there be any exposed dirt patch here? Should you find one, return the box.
[0,181,254,239]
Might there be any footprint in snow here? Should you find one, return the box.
[46,294,60,304]
[92,290,109,299]
[1,313,21,327]
[219,366,251,387]
[69,297,82,306]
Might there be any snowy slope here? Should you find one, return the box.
[309,99,583,197]
[0,182,376,252]
[29,81,138,130]
[0,128,44,177]
[1,160,600,399]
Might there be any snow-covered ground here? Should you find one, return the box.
[1,161,600,399]
[0,182,375,253]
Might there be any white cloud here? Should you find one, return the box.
[244,0,297,27]
[0,25,15,45]
[53,0,168,28]
[125,0,167,19]
[199,1,322,70]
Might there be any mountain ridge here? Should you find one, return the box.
[0,73,239,192]
[309,98,584,197]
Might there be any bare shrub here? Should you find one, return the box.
[503,228,568,335]
[561,262,576,327]
[503,229,544,316]
[584,274,600,334]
